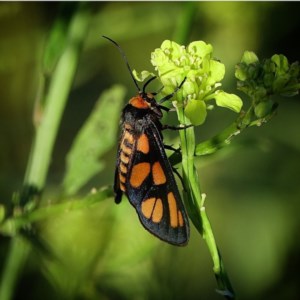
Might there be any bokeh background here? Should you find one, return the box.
[0,2,300,300]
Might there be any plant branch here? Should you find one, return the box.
[176,104,236,299]
[0,4,91,300]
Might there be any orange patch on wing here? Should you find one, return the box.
[141,197,163,223]
[178,210,184,227]
[141,197,156,219]
[129,96,150,109]
[137,134,149,154]
[152,161,166,185]
[152,198,163,223]
[167,192,178,228]
[130,162,151,188]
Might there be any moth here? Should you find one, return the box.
[103,36,190,245]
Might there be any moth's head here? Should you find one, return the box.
[129,93,163,118]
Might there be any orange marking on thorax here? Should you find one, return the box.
[129,96,150,109]
[137,134,149,154]
[167,192,178,228]
[130,162,151,188]
[152,161,166,185]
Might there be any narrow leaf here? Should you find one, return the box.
[62,85,126,196]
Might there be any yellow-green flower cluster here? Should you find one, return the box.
[135,40,242,125]
[236,51,299,118]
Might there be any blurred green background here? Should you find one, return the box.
[0,2,300,300]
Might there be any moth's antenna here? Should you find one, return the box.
[142,76,156,94]
[102,36,140,92]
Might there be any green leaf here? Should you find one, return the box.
[132,69,155,82]
[215,91,243,113]
[271,54,289,74]
[241,51,259,65]
[62,85,126,196]
[184,99,207,125]
[208,59,225,84]
[273,74,291,92]
[235,63,248,81]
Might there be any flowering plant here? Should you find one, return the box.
[134,40,242,125]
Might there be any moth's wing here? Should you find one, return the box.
[126,122,190,246]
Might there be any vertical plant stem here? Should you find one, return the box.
[173,1,197,45]
[0,4,91,300]
[176,105,235,299]
[24,4,91,190]
[201,208,235,299]
[0,237,30,300]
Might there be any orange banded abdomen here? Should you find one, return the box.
[118,125,135,192]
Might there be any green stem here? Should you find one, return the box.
[195,106,255,156]
[0,237,30,300]
[24,4,91,191]
[201,207,235,299]
[0,5,91,300]
[176,105,236,298]
[176,106,201,228]
[173,1,197,45]
[1,188,113,236]
[200,206,219,272]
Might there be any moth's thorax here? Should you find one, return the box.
[128,93,163,120]
[129,94,151,109]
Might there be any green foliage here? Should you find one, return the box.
[0,188,113,236]
[134,38,299,299]
[214,91,243,113]
[63,85,126,196]
[0,4,93,300]
[43,19,69,75]
[236,51,300,118]
[1,2,300,300]
[0,204,5,223]
[24,3,91,194]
